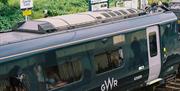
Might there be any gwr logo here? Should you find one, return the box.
[101,78,118,91]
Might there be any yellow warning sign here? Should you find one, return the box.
[23,10,32,16]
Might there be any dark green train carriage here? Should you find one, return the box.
[170,1,180,32]
[0,9,179,91]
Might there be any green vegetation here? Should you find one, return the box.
[0,0,87,31]
[0,0,168,31]
[32,0,89,18]
[0,1,23,31]
[0,0,116,31]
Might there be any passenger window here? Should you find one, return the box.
[0,54,46,91]
[94,48,123,74]
[162,23,173,36]
[110,50,123,68]
[149,32,157,57]
[94,53,109,73]
[0,74,11,91]
[45,58,82,90]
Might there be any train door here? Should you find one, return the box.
[146,26,161,84]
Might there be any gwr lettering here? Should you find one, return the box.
[101,78,118,91]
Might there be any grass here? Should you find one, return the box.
[0,0,169,31]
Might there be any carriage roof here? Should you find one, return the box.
[0,10,177,62]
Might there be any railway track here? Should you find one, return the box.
[155,74,180,91]
[133,74,180,91]
[153,74,180,91]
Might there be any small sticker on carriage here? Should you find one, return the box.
[134,75,142,81]
[101,77,118,91]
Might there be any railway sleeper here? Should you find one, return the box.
[154,74,180,91]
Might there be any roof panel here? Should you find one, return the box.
[18,21,46,31]
[54,14,96,25]
[0,32,39,45]
[82,12,107,19]
[37,18,68,28]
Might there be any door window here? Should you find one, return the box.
[149,32,158,57]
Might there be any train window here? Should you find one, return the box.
[0,54,46,91]
[94,48,123,74]
[109,49,123,67]
[94,53,109,73]
[45,57,82,90]
[178,21,180,33]
[160,23,175,37]
[0,75,10,91]
[30,55,46,91]
[149,32,157,57]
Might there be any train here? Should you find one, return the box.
[170,0,180,32]
[0,7,179,91]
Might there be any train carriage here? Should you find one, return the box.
[0,8,179,91]
[170,0,180,32]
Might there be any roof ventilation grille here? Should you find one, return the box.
[101,13,111,17]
